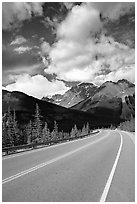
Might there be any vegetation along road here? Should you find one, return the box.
[2,129,134,202]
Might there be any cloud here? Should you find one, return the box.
[44,2,134,85]
[40,41,51,56]
[37,41,51,67]
[14,46,32,54]
[2,2,44,30]
[90,2,134,21]
[57,4,102,42]
[10,36,27,45]
[2,63,43,86]
[6,74,69,99]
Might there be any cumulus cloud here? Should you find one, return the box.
[41,41,51,56]
[10,36,27,45]
[14,46,32,54]
[2,2,44,30]
[44,2,134,85]
[38,41,51,67]
[90,2,134,21]
[57,4,102,42]
[6,74,69,99]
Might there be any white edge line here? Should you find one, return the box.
[2,130,101,160]
[99,130,123,202]
[3,131,108,185]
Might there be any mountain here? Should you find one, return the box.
[42,82,98,108]
[71,79,135,121]
[2,80,134,132]
[2,89,114,132]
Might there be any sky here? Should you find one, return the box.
[2,2,135,99]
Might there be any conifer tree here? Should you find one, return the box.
[42,122,50,142]
[74,124,78,137]
[33,103,42,142]
[51,121,58,140]
[81,124,86,135]
[6,106,14,146]
[70,127,75,138]
[26,120,33,144]
[2,116,8,147]
[70,124,78,138]
[86,122,90,134]
[12,110,19,145]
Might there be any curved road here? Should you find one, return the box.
[2,129,135,202]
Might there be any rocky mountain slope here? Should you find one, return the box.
[71,79,135,121]
[42,82,98,108]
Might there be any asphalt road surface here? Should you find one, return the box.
[2,129,135,202]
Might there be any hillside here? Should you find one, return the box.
[2,90,116,133]
[71,79,135,121]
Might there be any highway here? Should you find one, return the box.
[2,130,135,202]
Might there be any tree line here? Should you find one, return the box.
[2,104,91,147]
[118,115,135,132]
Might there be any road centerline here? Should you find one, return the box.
[99,130,123,202]
[3,132,109,185]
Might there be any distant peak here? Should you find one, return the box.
[77,82,96,87]
[117,79,132,84]
[101,79,134,87]
[101,81,114,87]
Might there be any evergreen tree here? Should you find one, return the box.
[33,103,42,142]
[6,106,14,146]
[65,132,70,139]
[77,129,81,137]
[26,120,33,144]
[42,122,50,142]
[74,124,78,137]
[12,110,19,145]
[2,116,8,147]
[70,127,75,138]
[70,124,78,138]
[81,124,86,135]
[86,122,90,134]
[51,121,58,140]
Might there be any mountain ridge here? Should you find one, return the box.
[42,79,135,108]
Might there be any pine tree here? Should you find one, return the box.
[70,124,78,138]
[12,110,19,146]
[42,122,50,142]
[51,121,58,140]
[70,127,75,138]
[33,103,42,142]
[74,124,78,137]
[2,116,8,147]
[81,124,86,135]
[6,106,14,146]
[26,120,33,144]
[86,122,90,134]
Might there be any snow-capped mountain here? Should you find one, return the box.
[42,82,98,108]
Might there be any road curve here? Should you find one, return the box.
[2,130,134,202]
